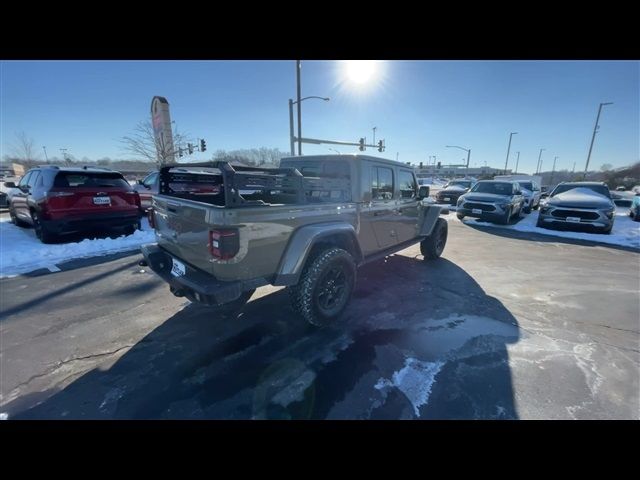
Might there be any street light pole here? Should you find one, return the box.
[514,151,520,174]
[288,99,295,156]
[535,148,545,175]
[296,60,302,155]
[445,145,471,177]
[584,102,613,180]
[373,126,377,145]
[42,146,48,163]
[503,132,518,174]
[550,156,558,185]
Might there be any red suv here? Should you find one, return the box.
[8,166,142,243]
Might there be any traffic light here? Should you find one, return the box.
[359,138,365,151]
[437,161,441,169]
[378,140,384,152]
[419,162,423,169]
[200,139,206,152]
[188,143,194,155]
[178,148,183,158]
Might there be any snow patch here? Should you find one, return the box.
[375,357,444,416]
[0,219,155,277]
[449,208,640,249]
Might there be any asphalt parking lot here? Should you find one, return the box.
[0,218,638,419]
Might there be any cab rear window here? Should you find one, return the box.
[53,172,130,188]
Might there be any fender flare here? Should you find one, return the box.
[273,222,363,286]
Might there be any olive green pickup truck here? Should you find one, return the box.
[139,155,449,326]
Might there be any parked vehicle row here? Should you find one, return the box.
[6,166,142,243]
[455,179,620,234]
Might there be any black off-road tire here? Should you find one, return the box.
[289,247,356,327]
[32,210,56,244]
[420,218,448,260]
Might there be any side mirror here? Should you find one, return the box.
[3,181,16,188]
[418,185,430,199]
[137,179,144,185]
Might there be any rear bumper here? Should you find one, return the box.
[43,211,142,234]
[140,243,267,306]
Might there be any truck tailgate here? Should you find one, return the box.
[153,196,216,273]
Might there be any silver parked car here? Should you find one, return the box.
[536,182,615,234]
[456,180,525,224]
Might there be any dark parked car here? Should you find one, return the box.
[610,190,633,208]
[536,182,615,234]
[456,180,525,224]
[132,171,159,209]
[630,193,640,222]
[435,179,475,205]
[7,166,142,243]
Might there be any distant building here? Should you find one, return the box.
[414,164,510,178]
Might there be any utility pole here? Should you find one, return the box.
[572,162,576,174]
[42,146,48,163]
[396,152,399,161]
[584,102,613,179]
[372,127,377,145]
[550,156,558,185]
[514,151,520,174]
[288,99,295,155]
[296,60,302,155]
[535,148,545,175]
[503,132,518,174]
[60,148,68,164]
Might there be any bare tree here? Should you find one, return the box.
[10,132,40,162]
[120,120,189,168]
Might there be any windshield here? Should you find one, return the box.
[518,182,533,191]
[551,184,610,198]
[470,182,513,195]
[447,181,471,189]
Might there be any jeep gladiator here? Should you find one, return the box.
[140,155,449,325]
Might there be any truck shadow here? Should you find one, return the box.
[11,254,521,420]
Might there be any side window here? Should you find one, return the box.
[29,171,41,188]
[144,172,159,187]
[18,172,32,188]
[399,170,417,199]
[371,166,394,200]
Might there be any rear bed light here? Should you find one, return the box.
[209,229,239,260]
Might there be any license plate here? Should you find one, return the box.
[566,216,581,223]
[472,208,482,214]
[93,196,111,205]
[171,258,186,277]
[444,197,450,201]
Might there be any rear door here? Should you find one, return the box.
[13,171,33,220]
[366,165,397,249]
[394,169,420,243]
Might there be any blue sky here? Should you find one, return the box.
[1,60,638,173]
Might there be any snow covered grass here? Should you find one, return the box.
[0,218,155,278]
[447,207,640,249]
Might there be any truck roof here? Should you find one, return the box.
[280,154,410,168]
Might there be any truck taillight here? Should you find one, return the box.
[147,207,155,229]
[209,229,239,260]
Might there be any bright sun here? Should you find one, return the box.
[345,60,377,84]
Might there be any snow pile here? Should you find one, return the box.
[375,357,444,417]
[0,219,155,278]
[449,208,640,249]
